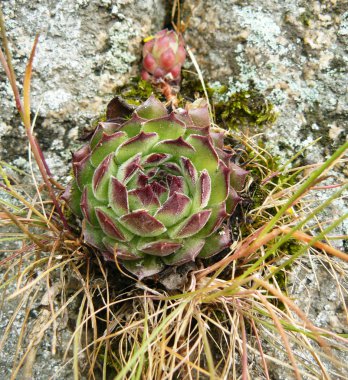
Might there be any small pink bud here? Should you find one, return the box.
[160,49,176,70]
[176,45,186,64]
[143,39,154,54]
[142,29,186,85]
[154,67,165,78]
[141,70,150,81]
[170,64,181,80]
[155,35,170,52]
[143,53,156,73]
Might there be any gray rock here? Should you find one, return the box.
[0,0,166,173]
[185,0,347,161]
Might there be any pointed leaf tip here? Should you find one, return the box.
[136,95,168,119]
[119,210,166,237]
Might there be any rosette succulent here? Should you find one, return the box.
[65,95,248,279]
[141,29,186,84]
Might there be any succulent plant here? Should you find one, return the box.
[141,29,186,85]
[65,95,248,279]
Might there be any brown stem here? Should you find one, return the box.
[196,226,282,280]
[279,227,348,262]
[0,8,23,116]
[21,36,70,231]
[196,223,348,281]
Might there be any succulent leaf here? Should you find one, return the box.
[115,132,158,163]
[141,114,186,140]
[168,209,212,239]
[92,153,117,201]
[108,176,129,216]
[67,95,248,279]
[152,137,195,157]
[96,206,133,242]
[155,192,191,227]
[122,256,165,280]
[136,94,167,119]
[198,225,231,258]
[137,238,182,256]
[90,131,127,167]
[185,135,219,175]
[162,238,205,265]
[119,210,166,237]
[208,160,230,206]
[230,163,249,191]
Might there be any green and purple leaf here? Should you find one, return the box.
[142,153,171,167]
[121,113,144,137]
[226,188,242,214]
[96,206,134,242]
[230,162,248,191]
[198,224,231,258]
[122,256,165,279]
[168,209,211,238]
[90,131,127,166]
[141,113,186,140]
[166,175,186,196]
[136,94,168,119]
[208,160,230,206]
[163,238,205,265]
[83,221,105,251]
[62,182,83,217]
[155,192,191,227]
[103,237,144,260]
[116,153,141,184]
[128,185,160,214]
[115,131,158,163]
[192,169,211,210]
[195,203,228,238]
[152,136,195,157]
[186,99,210,127]
[108,176,129,216]
[119,210,167,237]
[73,153,95,190]
[106,96,135,121]
[92,153,117,201]
[137,238,182,256]
[185,134,219,175]
[180,157,198,191]
[80,184,104,225]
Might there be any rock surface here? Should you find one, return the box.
[185,0,347,162]
[0,0,166,175]
[0,0,347,379]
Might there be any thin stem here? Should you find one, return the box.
[0,7,23,115]
[0,204,46,250]
[259,141,348,239]
[21,35,70,231]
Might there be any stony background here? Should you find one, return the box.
[1,0,347,378]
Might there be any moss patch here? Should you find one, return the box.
[181,73,278,131]
[118,77,163,106]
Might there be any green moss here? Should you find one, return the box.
[118,77,164,105]
[113,74,277,132]
[214,89,278,130]
[181,72,277,131]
